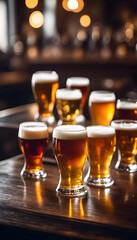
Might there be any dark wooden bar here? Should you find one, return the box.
[0,104,137,239]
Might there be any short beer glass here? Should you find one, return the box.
[66,77,90,123]
[116,99,137,120]
[53,125,88,196]
[56,89,82,125]
[18,122,49,179]
[111,120,137,172]
[89,91,116,125]
[32,71,59,125]
[85,126,116,187]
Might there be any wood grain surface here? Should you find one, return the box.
[0,154,137,239]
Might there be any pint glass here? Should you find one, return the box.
[66,77,90,123]
[85,126,116,187]
[18,122,49,179]
[89,91,116,125]
[116,99,137,120]
[32,71,59,125]
[53,125,88,196]
[56,89,82,125]
[111,120,137,172]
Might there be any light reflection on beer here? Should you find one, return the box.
[111,120,137,172]
[69,198,72,218]
[89,91,116,125]
[116,99,137,120]
[56,89,82,124]
[53,125,88,196]
[66,77,90,114]
[32,71,59,120]
[86,126,115,187]
[18,121,49,179]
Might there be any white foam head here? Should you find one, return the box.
[18,122,49,139]
[116,99,137,110]
[32,71,59,85]
[89,91,116,106]
[66,77,90,87]
[56,89,82,100]
[53,125,87,140]
[111,120,137,131]
[87,126,115,138]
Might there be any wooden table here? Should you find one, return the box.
[0,104,137,239]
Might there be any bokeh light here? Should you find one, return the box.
[62,0,84,13]
[67,0,78,10]
[29,11,44,29]
[80,15,91,28]
[25,0,38,9]
[73,0,84,13]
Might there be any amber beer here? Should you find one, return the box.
[89,91,116,125]
[116,99,137,120]
[85,126,116,187]
[66,77,90,112]
[53,125,88,196]
[32,71,59,121]
[56,89,82,124]
[111,120,137,172]
[18,122,49,179]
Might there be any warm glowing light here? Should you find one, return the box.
[62,0,84,13]
[126,28,134,40]
[77,30,87,41]
[67,0,78,10]
[25,0,38,9]
[73,0,84,13]
[62,0,71,11]
[80,15,91,28]
[29,11,44,28]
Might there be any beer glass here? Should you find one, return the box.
[56,89,82,125]
[66,77,90,123]
[116,99,137,120]
[85,126,116,187]
[89,91,116,125]
[32,71,59,125]
[111,120,137,172]
[53,125,88,196]
[18,122,49,179]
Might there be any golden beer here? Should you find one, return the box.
[85,126,116,187]
[18,122,49,179]
[111,120,137,172]
[32,71,59,122]
[66,77,90,112]
[56,89,82,124]
[116,99,137,120]
[89,91,116,125]
[53,125,88,196]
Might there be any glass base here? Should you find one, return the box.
[56,185,87,197]
[35,113,55,125]
[115,162,137,172]
[21,169,47,179]
[85,176,114,187]
[76,114,86,124]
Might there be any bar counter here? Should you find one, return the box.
[0,104,137,239]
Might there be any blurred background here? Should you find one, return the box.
[0,0,137,112]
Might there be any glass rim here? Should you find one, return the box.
[53,125,87,140]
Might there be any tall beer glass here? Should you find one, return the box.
[111,120,137,172]
[32,71,59,125]
[66,77,90,123]
[18,122,49,179]
[89,91,116,125]
[116,99,137,120]
[56,89,82,125]
[53,125,88,196]
[85,126,116,187]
